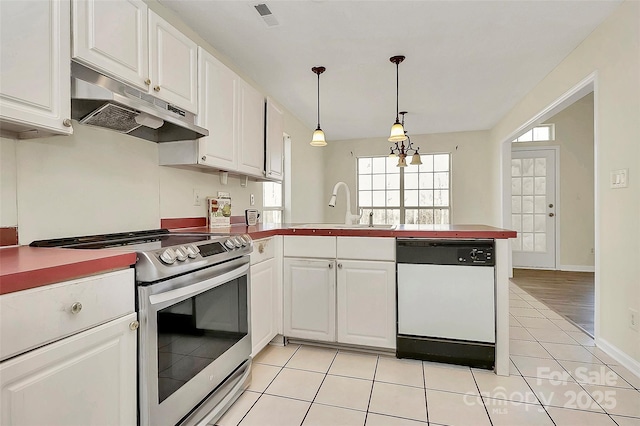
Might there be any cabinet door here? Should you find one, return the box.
[237,80,265,177]
[265,97,284,181]
[337,260,396,349]
[197,47,238,170]
[0,313,137,425]
[284,258,335,342]
[148,10,198,113]
[0,0,71,135]
[72,0,149,91]
[250,258,277,357]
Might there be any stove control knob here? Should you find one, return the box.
[233,236,243,248]
[224,239,236,250]
[160,248,177,265]
[238,235,248,247]
[242,234,252,245]
[175,246,188,261]
[186,245,199,259]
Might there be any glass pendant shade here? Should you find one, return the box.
[389,121,407,142]
[397,156,407,168]
[310,128,327,146]
[410,153,422,165]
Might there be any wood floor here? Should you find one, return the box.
[510,269,595,336]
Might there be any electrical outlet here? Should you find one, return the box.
[630,308,639,332]
[193,189,201,206]
[250,194,255,206]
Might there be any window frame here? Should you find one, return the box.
[513,124,555,143]
[356,153,452,225]
[262,180,284,224]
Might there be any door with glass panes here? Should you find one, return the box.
[511,148,557,269]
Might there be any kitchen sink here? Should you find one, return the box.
[290,223,396,230]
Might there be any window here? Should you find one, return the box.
[513,124,555,143]
[262,181,283,224]
[357,154,451,225]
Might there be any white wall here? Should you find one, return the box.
[490,1,639,363]
[322,131,494,225]
[0,136,17,227]
[515,94,595,268]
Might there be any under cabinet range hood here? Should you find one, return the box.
[70,63,208,142]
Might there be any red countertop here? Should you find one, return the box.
[0,246,137,295]
[0,224,515,296]
[173,223,517,240]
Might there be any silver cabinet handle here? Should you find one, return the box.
[548,203,554,208]
[549,213,555,217]
[154,86,161,92]
[63,119,72,127]
[129,321,140,331]
[70,302,82,314]
[328,263,333,269]
[338,263,343,269]
[145,78,151,86]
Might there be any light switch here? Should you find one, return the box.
[610,169,628,189]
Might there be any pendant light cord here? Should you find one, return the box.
[395,61,399,122]
[317,72,321,129]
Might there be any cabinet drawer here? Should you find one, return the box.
[284,236,336,258]
[0,269,134,361]
[251,237,275,265]
[337,237,395,261]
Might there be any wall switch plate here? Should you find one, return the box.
[193,189,201,206]
[630,308,639,332]
[610,169,628,189]
[250,194,255,206]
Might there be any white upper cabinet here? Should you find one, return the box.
[238,80,266,177]
[72,1,198,113]
[197,47,238,170]
[265,97,285,181]
[0,0,72,137]
[72,0,149,91]
[148,10,198,113]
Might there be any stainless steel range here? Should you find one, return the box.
[31,229,253,426]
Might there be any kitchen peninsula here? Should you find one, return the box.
[170,222,516,376]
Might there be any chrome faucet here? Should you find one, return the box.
[328,182,363,225]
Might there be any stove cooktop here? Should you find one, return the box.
[30,229,253,283]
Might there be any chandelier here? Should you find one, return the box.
[388,111,422,167]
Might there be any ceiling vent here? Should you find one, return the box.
[254,3,279,27]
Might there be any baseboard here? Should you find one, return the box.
[559,264,595,272]
[596,337,640,378]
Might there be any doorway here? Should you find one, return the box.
[501,74,597,337]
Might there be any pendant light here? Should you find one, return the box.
[388,55,408,142]
[389,112,422,168]
[310,66,327,146]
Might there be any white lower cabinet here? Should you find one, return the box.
[0,312,138,425]
[283,236,396,350]
[250,237,282,356]
[283,258,336,342]
[251,257,277,356]
[337,260,396,349]
[0,269,137,425]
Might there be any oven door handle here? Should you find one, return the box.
[147,259,249,309]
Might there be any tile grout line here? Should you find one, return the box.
[362,354,380,425]
[469,366,494,426]
[235,344,302,426]
[422,360,429,425]
[297,348,340,426]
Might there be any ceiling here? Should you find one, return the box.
[159,0,620,141]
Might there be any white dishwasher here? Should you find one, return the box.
[396,239,495,369]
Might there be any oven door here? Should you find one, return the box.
[138,256,251,426]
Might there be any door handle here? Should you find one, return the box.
[549,213,555,217]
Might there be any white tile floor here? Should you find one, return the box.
[216,283,640,426]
